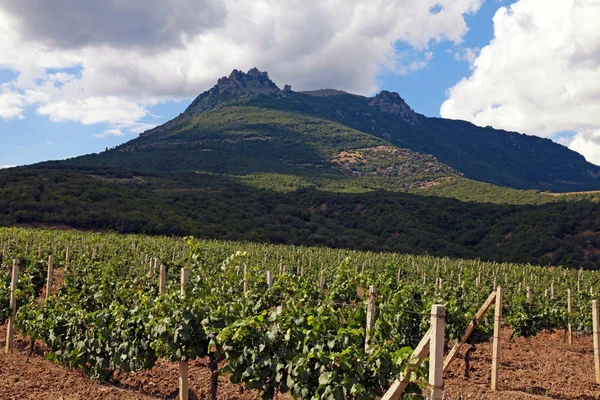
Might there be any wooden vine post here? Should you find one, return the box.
[180,268,190,400]
[5,259,19,354]
[65,245,71,263]
[568,289,573,345]
[45,255,54,301]
[365,286,377,352]
[592,300,600,384]
[592,300,600,385]
[243,264,248,295]
[526,286,531,302]
[429,304,445,400]
[2,242,6,259]
[266,270,273,289]
[491,285,503,391]
[319,268,325,292]
[159,265,166,295]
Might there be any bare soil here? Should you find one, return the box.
[1,326,600,399]
[443,329,600,399]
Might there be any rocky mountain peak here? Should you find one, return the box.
[213,68,280,94]
[369,90,419,125]
[177,68,281,118]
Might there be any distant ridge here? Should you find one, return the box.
[125,68,600,191]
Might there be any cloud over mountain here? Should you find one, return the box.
[0,0,482,134]
[441,0,600,165]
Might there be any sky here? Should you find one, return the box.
[1,0,600,168]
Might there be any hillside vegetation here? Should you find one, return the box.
[1,166,600,268]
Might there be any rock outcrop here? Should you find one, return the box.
[368,91,419,125]
[211,68,280,94]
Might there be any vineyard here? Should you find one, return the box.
[1,227,600,399]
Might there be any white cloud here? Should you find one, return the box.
[569,129,600,164]
[94,128,124,139]
[0,0,483,135]
[440,0,600,165]
[453,47,480,66]
[0,165,16,169]
[0,87,26,119]
[37,97,149,126]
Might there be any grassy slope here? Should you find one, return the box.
[57,91,600,192]
[208,92,600,192]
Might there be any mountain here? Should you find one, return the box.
[2,68,600,269]
[56,68,600,192]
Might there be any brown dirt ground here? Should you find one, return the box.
[1,325,600,399]
[443,329,600,400]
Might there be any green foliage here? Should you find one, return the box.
[1,167,600,268]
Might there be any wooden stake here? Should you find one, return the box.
[568,289,573,345]
[65,246,70,262]
[5,259,19,354]
[179,361,189,400]
[491,286,503,391]
[365,286,377,352]
[45,255,54,301]
[267,271,273,289]
[429,304,445,400]
[319,268,325,292]
[180,268,190,297]
[527,286,531,302]
[243,264,248,294]
[2,242,6,259]
[180,267,190,400]
[551,280,555,299]
[592,300,600,384]
[159,265,166,295]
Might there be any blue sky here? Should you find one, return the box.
[387,0,512,117]
[2,0,600,167]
